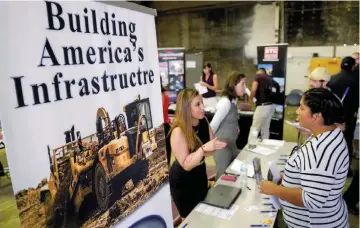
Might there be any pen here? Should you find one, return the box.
[263,203,273,206]
[280,154,288,157]
[262,197,270,200]
[247,186,251,190]
[278,159,287,162]
[276,163,285,165]
[250,225,270,227]
[182,223,188,228]
[260,210,277,213]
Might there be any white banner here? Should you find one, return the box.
[0,1,172,227]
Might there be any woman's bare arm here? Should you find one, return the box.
[171,127,204,171]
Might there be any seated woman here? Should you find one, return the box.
[169,89,226,218]
[260,88,349,228]
[200,63,219,108]
[210,72,246,180]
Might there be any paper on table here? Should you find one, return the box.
[229,159,255,177]
[194,203,239,220]
[248,146,276,156]
[261,139,285,147]
[195,203,207,213]
[194,83,208,95]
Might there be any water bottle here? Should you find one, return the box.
[249,130,259,148]
[239,163,248,188]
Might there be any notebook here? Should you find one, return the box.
[202,184,241,209]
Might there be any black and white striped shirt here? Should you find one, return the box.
[280,128,349,228]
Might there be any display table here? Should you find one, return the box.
[179,141,297,228]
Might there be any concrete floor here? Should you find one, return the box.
[1,106,359,227]
[0,148,21,228]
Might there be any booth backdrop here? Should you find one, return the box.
[158,48,186,104]
[257,44,288,140]
[0,1,172,227]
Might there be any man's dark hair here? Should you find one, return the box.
[303,88,344,125]
[258,68,267,75]
[341,56,356,71]
[222,72,246,100]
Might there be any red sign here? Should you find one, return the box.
[264,46,278,60]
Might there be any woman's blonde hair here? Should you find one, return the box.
[170,89,202,152]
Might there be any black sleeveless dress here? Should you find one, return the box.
[169,118,210,218]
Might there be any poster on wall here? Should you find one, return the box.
[0,1,172,228]
[257,44,288,140]
[158,48,186,104]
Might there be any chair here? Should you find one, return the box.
[285,93,302,106]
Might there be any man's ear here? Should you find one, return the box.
[324,81,329,87]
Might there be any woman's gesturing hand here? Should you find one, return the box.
[202,137,227,156]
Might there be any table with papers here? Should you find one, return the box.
[179,141,297,228]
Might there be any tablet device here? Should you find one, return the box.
[202,184,241,209]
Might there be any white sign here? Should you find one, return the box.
[186,60,196,68]
[0,1,172,227]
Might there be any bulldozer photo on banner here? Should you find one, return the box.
[14,96,169,228]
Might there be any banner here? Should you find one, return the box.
[0,1,172,227]
[257,44,288,140]
[158,48,186,104]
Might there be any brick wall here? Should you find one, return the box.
[155,2,277,88]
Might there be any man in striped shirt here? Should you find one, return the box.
[260,88,349,228]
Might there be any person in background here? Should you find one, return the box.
[352,51,359,84]
[161,80,171,165]
[260,88,349,228]
[352,52,359,67]
[343,52,360,215]
[298,67,345,134]
[308,66,331,89]
[200,63,218,108]
[210,72,246,180]
[328,57,359,177]
[169,89,226,218]
[294,67,333,136]
[248,68,277,141]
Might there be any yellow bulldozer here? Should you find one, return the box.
[40,96,157,227]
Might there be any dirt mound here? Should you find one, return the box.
[15,187,47,228]
[82,143,169,228]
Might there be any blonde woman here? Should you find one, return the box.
[169,89,226,218]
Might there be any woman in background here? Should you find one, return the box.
[210,72,246,180]
[161,82,171,165]
[260,88,349,228]
[200,63,218,108]
[169,89,226,218]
